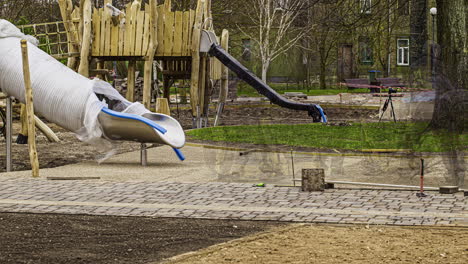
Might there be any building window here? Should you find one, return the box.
[360,0,372,14]
[359,36,373,65]
[241,39,251,61]
[397,0,409,15]
[397,38,409,66]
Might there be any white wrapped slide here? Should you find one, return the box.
[0,20,185,160]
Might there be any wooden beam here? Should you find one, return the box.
[20,40,40,178]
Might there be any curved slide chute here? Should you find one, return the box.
[208,43,327,123]
[0,20,185,160]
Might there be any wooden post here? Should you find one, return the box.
[126,61,136,102]
[301,169,325,192]
[17,104,29,144]
[78,0,92,77]
[214,29,229,127]
[20,40,39,178]
[96,60,105,80]
[5,97,12,172]
[190,0,205,118]
[219,29,229,104]
[163,77,171,101]
[155,98,171,116]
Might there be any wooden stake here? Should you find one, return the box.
[20,40,39,178]
[19,104,28,137]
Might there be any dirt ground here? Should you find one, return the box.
[173,102,377,129]
[0,103,377,173]
[0,213,282,264]
[0,123,141,173]
[168,224,468,264]
[0,213,466,264]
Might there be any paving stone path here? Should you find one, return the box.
[0,177,466,226]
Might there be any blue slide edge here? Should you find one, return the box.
[173,148,185,161]
[101,107,167,134]
[101,108,185,161]
[315,105,327,123]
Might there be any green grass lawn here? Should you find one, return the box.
[187,122,467,152]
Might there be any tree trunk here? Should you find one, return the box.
[261,60,270,83]
[431,0,467,188]
[432,0,467,131]
[410,0,428,68]
[319,61,327,89]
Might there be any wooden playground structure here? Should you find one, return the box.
[1,0,231,175]
[54,0,229,126]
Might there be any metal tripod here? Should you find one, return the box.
[379,90,397,123]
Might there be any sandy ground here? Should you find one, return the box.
[166,224,468,264]
[3,143,465,188]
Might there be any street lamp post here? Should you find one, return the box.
[430,7,437,79]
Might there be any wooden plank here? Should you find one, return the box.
[156,5,164,56]
[92,7,100,55]
[122,3,131,55]
[118,13,125,56]
[181,11,187,56]
[105,7,112,55]
[123,4,132,55]
[188,10,195,56]
[20,40,40,177]
[104,0,112,55]
[100,8,106,55]
[141,4,151,56]
[135,10,145,56]
[182,11,190,56]
[110,15,120,55]
[173,11,183,56]
[129,3,138,56]
[163,11,174,56]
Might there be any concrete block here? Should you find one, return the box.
[439,186,459,194]
[301,169,325,192]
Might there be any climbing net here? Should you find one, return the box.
[18,20,80,60]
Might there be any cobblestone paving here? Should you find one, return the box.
[0,177,466,226]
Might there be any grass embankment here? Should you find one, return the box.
[187,122,467,152]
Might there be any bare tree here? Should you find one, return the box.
[238,0,308,82]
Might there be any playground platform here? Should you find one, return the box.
[0,144,466,227]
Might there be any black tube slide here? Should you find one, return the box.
[209,43,326,122]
